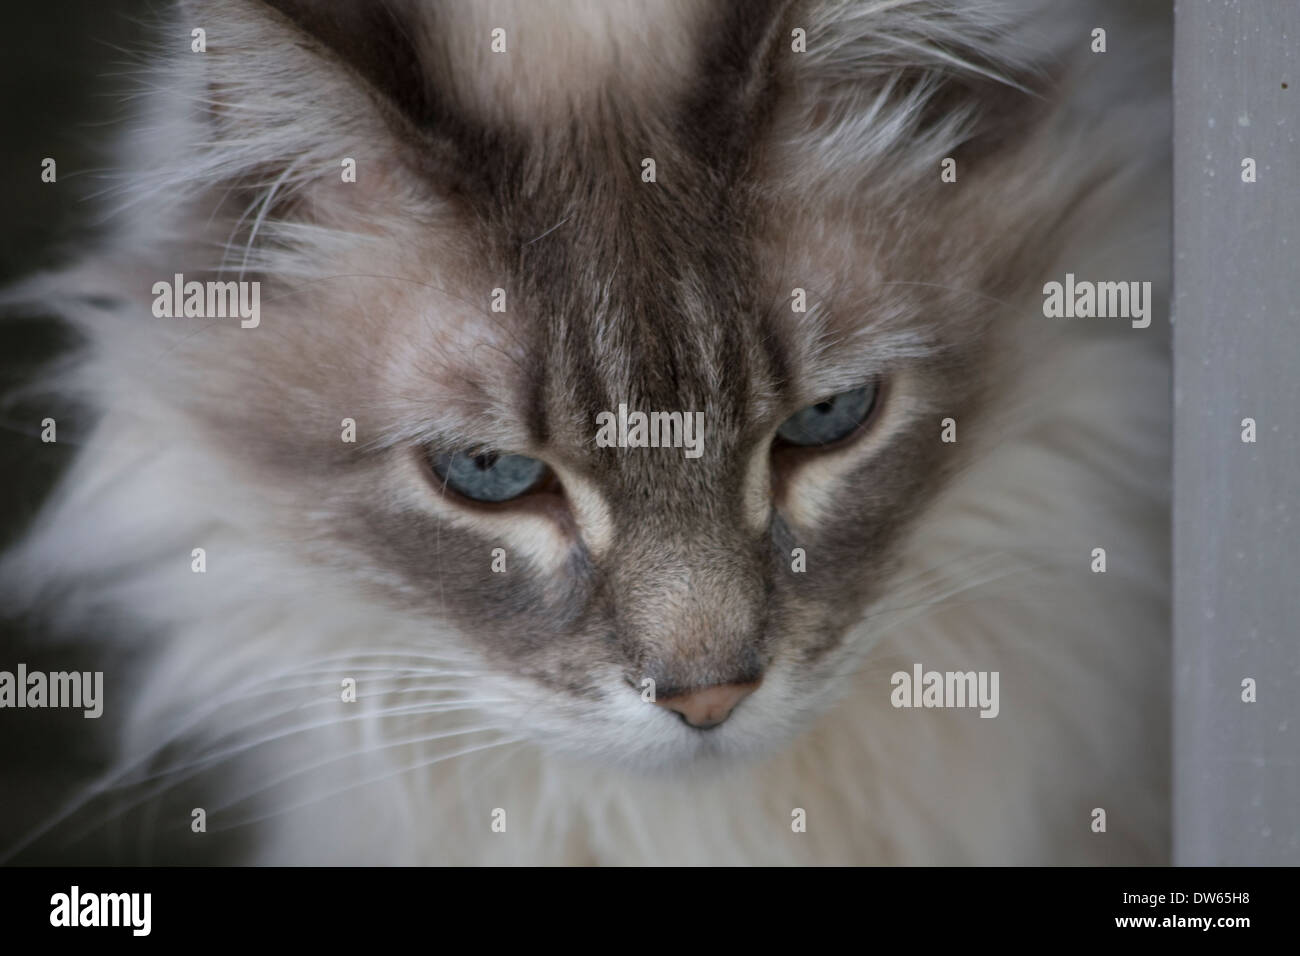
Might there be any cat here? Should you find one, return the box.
[1,0,1170,864]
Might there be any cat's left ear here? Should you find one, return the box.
[770,0,1055,191]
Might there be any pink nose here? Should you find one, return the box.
[655,681,761,729]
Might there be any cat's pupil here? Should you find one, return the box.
[815,400,835,413]
[473,453,498,471]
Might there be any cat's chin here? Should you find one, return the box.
[547,727,789,777]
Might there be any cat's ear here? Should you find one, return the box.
[775,1,1051,189]
[165,0,473,233]
[253,0,438,132]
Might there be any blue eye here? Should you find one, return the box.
[776,385,878,447]
[430,450,548,502]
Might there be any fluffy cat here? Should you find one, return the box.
[2,0,1170,864]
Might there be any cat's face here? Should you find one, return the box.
[156,0,1066,771]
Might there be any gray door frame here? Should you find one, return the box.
[1173,0,1299,865]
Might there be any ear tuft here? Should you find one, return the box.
[780,0,1057,185]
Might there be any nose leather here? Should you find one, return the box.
[655,680,760,729]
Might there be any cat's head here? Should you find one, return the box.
[50,0,1096,771]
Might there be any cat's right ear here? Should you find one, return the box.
[253,0,439,132]
[169,0,484,225]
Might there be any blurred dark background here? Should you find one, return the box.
[0,1,209,864]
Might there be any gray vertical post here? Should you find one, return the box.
[1173,0,1300,864]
